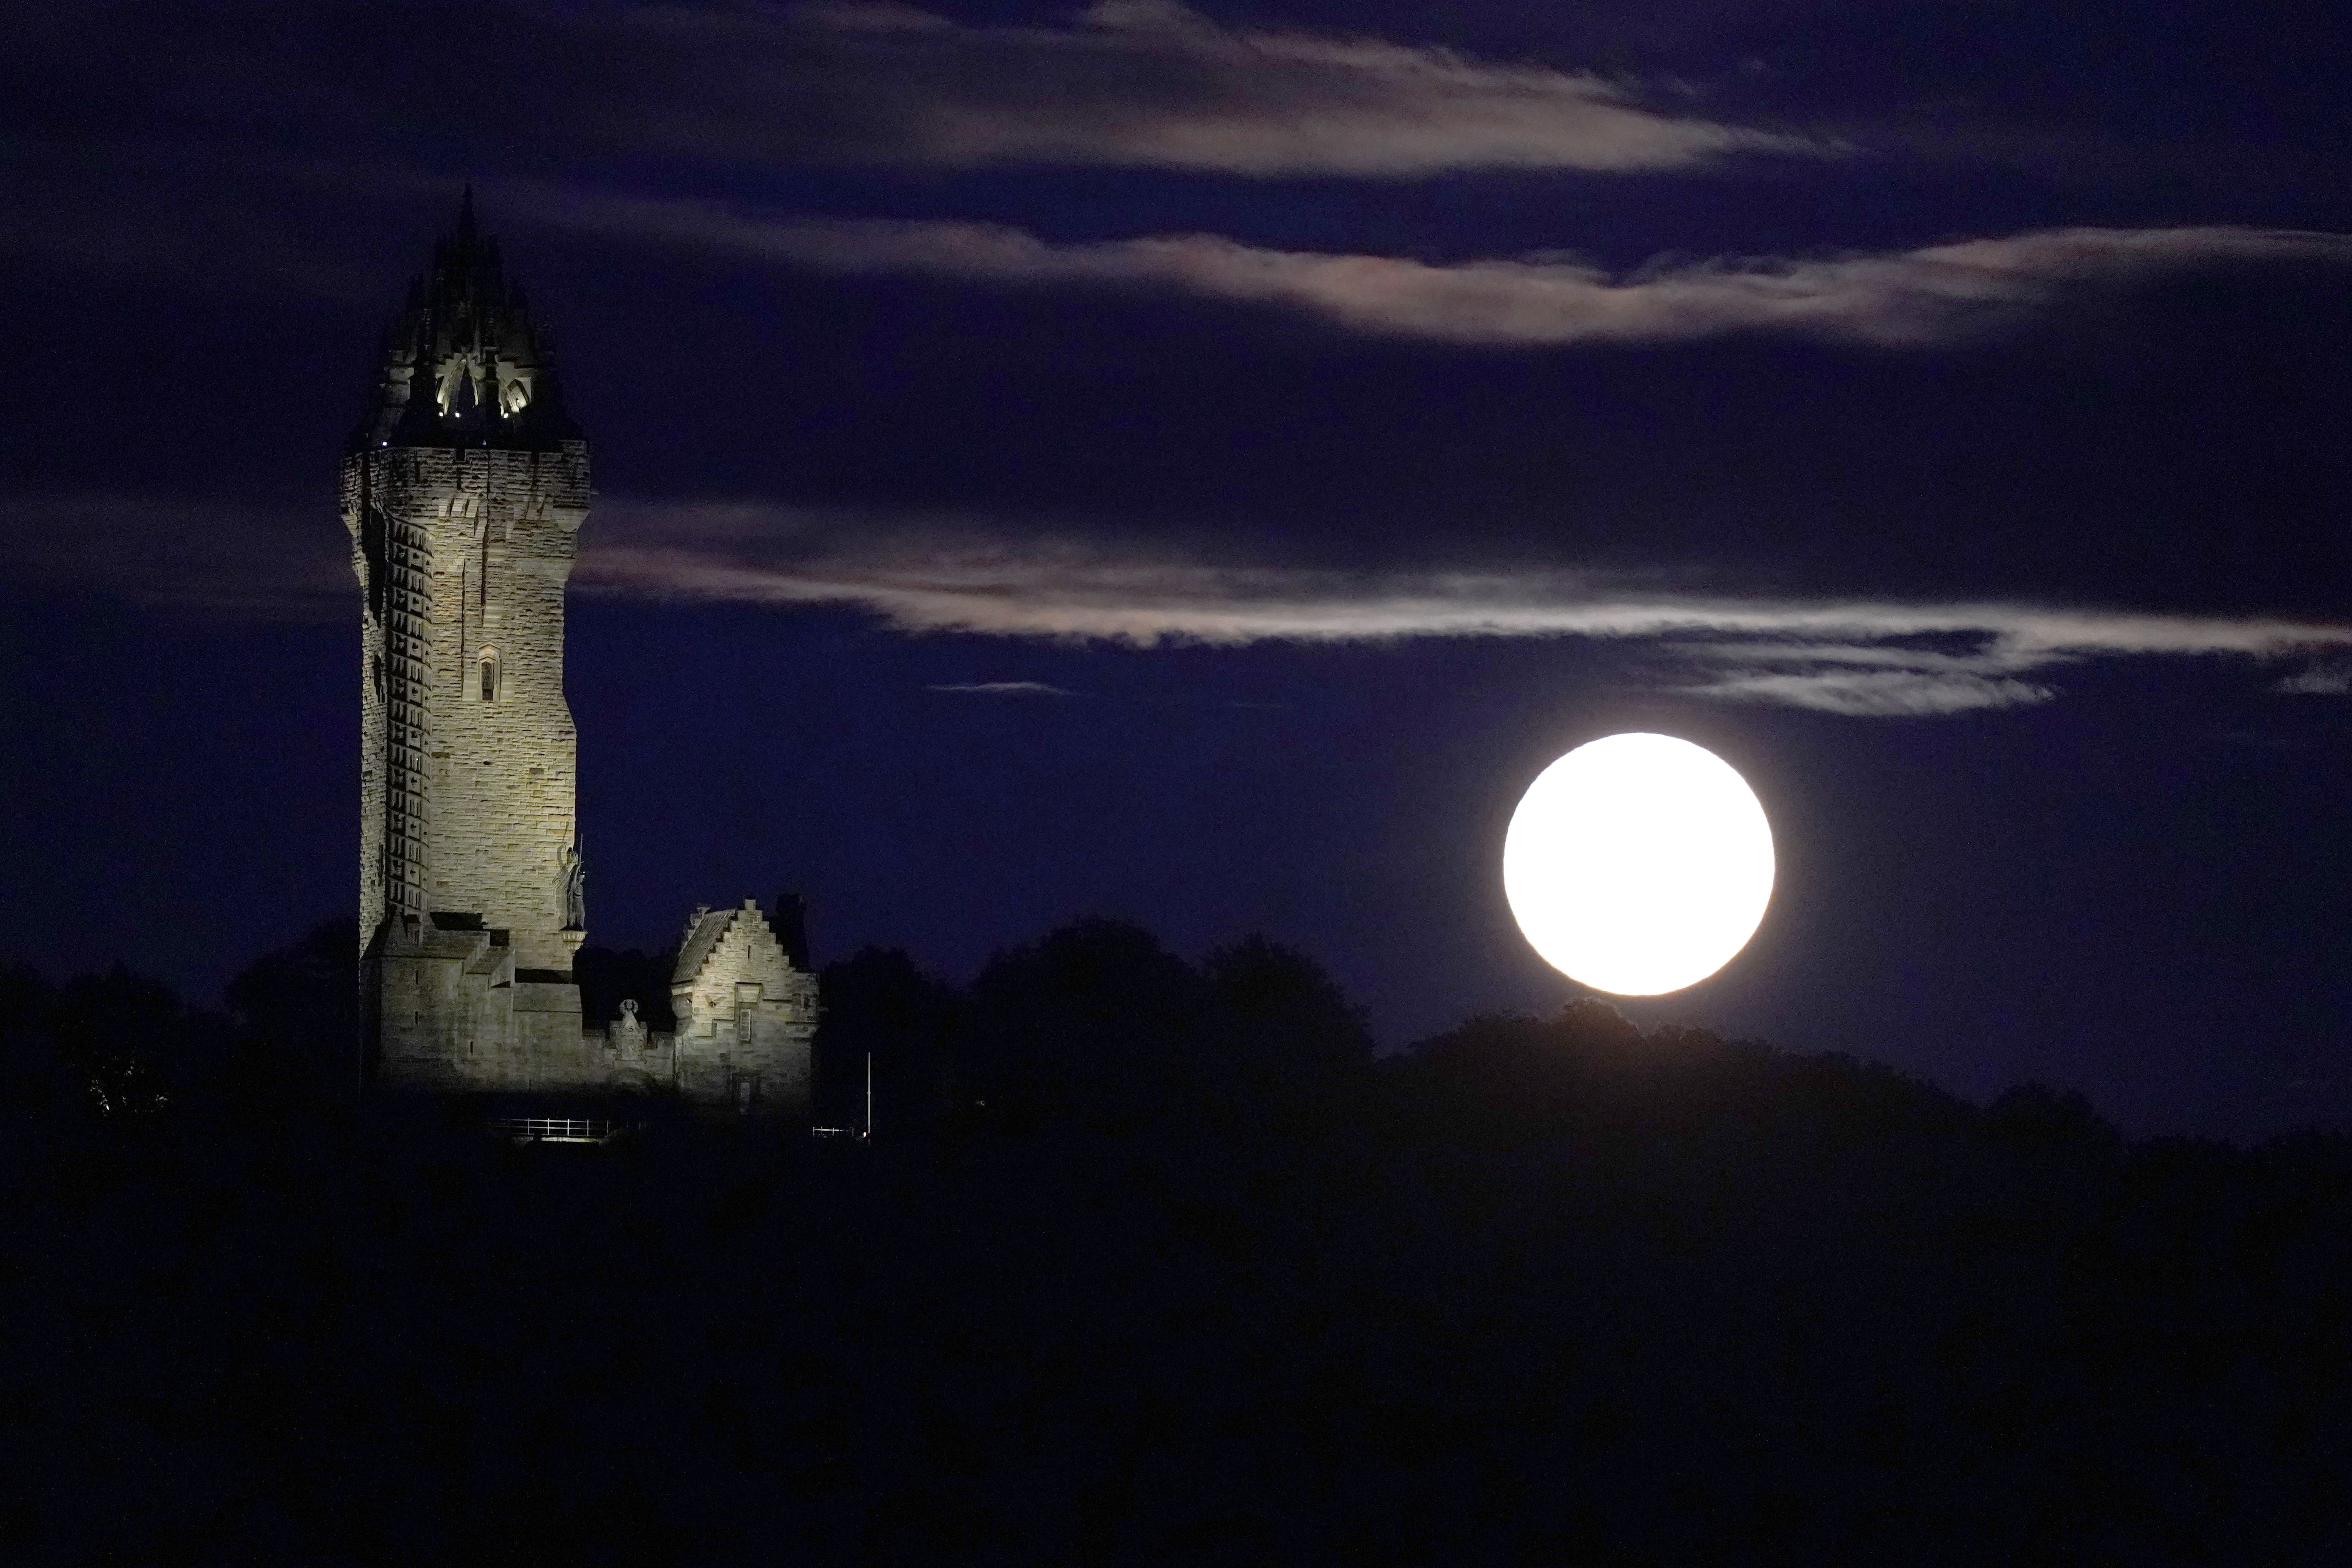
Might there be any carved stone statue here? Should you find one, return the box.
[611,998,647,1051]
[559,843,586,930]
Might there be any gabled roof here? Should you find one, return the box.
[672,904,738,988]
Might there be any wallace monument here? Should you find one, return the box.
[345,197,818,1120]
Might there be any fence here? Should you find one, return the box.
[489,1116,632,1144]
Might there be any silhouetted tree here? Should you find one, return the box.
[12,909,2352,1567]
[1404,1000,1647,1137]
[957,918,1211,1130]
[1192,935,1374,1139]
[1987,1081,2125,1159]
[223,915,361,1101]
[49,965,195,1118]
[813,947,959,1133]
[1203,935,1371,1079]
[51,966,181,1063]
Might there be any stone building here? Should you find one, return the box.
[349,197,817,1120]
[672,901,821,1116]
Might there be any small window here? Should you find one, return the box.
[477,647,499,702]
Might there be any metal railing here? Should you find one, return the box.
[491,1116,631,1144]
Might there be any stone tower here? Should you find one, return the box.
[345,199,820,1117]
[346,194,594,1090]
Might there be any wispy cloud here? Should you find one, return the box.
[584,0,1830,176]
[1693,669,2053,715]
[926,680,1076,697]
[2278,661,2352,695]
[13,489,2346,718]
[0,0,1834,306]
[507,191,2352,347]
[565,498,2352,715]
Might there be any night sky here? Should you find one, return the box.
[3,0,2349,1138]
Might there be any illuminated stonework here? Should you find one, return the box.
[671,901,820,1119]
[350,197,818,1119]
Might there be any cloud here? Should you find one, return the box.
[1691,670,2053,715]
[562,497,2352,714]
[0,0,1835,304]
[926,680,1076,696]
[10,488,2347,717]
[505,191,2352,347]
[2277,661,2352,695]
[582,0,1830,176]
[1669,637,2059,714]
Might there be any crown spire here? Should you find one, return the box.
[351,193,579,452]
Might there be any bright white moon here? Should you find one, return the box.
[1503,732,1775,997]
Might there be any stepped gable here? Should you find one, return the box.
[672,900,810,999]
[352,189,580,453]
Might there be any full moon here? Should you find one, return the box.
[1502,733,1775,997]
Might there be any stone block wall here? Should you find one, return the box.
[372,916,516,1091]
[345,441,590,971]
[371,914,623,1096]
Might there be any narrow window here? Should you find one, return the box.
[478,647,499,702]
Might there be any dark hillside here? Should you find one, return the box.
[2,926,2347,1564]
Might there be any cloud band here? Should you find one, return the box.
[504,189,2352,348]
[568,499,2352,715]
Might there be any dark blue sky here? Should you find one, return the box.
[3,0,2349,1136]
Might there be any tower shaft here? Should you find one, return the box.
[346,443,589,968]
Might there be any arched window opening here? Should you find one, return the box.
[478,647,500,702]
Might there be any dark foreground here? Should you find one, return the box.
[6,1014,2352,1566]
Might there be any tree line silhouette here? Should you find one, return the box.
[3,916,2349,1564]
